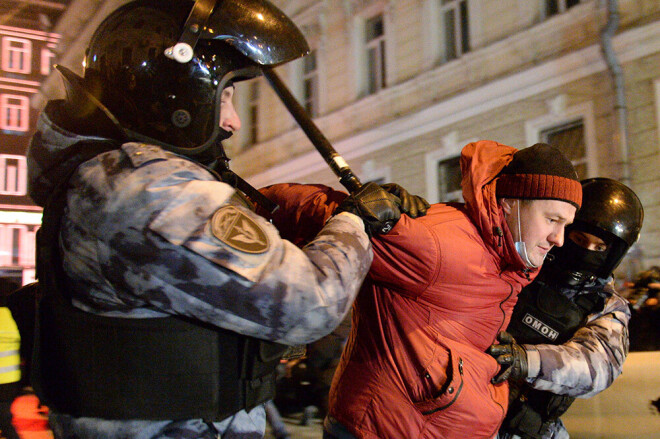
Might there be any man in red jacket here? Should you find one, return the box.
[261,140,582,439]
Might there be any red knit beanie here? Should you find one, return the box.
[496,143,582,209]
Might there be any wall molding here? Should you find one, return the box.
[247,20,659,188]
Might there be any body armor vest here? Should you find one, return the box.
[34,291,286,421]
[32,144,287,421]
[501,280,604,438]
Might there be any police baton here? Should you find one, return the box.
[262,67,363,194]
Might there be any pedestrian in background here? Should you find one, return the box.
[0,295,21,439]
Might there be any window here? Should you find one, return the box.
[525,97,596,179]
[0,94,30,132]
[24,227,37,267]
[0,154,28,195]
[440,0,469,62]
[437,156,463,202]
[303,50,319,117]
[248,81,259,145]
[544,0,582,18]
[40,48,56,75]
[425,132,473,203]
[365,14,386,95]
[1,37,32,74]
[0,224,34,266]
[0,225,20,266]
[540,119,587,179]
[11,226,20,265]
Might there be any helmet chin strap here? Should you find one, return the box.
[514,199,541,268]
[208,139,280,216]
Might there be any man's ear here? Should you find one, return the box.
[499,198,514,215]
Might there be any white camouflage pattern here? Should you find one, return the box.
[27,104,373,438]
[505,281,631,439]
[524,283,630,398]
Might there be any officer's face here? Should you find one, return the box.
[219,86,241,132]
[568,230,608,252]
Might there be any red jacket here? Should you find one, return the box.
[261,140,537,438]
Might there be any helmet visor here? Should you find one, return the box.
[202,0,310,66]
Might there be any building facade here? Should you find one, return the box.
[34,0,660,278]
[227,0,659,278]
[0,0,67,292]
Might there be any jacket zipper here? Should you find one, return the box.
[494,281,514,342]
[489,280,515,426]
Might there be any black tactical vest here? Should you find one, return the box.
[500,281,604,438]
[34,291,286,421]
[32,144,287,421]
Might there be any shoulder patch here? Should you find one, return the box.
[211,206,269,254]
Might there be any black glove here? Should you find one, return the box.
[487,331,528,384]
[380,183,430,218]
[335,182,401,236]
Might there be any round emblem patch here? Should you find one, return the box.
[210,206,269,254]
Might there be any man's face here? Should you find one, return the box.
[504,199,577,267]
[219,85,241,132]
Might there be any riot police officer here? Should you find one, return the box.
[489,178,644,439]
[26,0,422,437]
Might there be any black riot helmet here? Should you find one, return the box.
[57,0,309,160]
[543,178,644,286]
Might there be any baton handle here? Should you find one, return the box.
[262,67,363,194]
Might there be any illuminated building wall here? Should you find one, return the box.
[0,24,60,291]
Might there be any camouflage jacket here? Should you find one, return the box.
[511,280,631,439]
[524,280,630,399]
[26,101,373,439]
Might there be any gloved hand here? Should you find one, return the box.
[380,183,430,218]
[487,331,528,384]
[335,182,401,236]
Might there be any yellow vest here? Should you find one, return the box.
[0,307,21,384]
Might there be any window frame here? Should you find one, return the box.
[0,224,30,266]
[437,155,463,203]
[525,96,597,179]
[285,2,326,121]
[541,0,583,20]
[349,1,394,98]
[1,37,32,74]
[40,47,55,75]
[424,132,476,203]
[247,80,260,146]
[423,0,472,67]
[0,154,28,195]
[364,13,387,95]
[301,49,319,117]
[0,94,30,132]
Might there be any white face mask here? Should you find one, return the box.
[514,199,542,268]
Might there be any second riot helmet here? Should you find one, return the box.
[546,178,644,285]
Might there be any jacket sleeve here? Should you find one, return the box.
[368,214,438,299]
[65,151,373,347]
[257,183,348,247]
[142,181,372,346]
[523,286,630,398]
[260,183,437,298]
